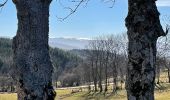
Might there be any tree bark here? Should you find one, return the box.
[168,68,170,83]
[99,60,103,92]
[12,0,56,99]
[104,52,109,92]
[125,0,166,100]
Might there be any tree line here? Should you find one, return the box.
[1,32,170,98]
[1,33,170,93]
[71,33,170,93]
[83,34,127,93]
[0,38,80,92]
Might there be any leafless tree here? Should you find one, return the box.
[86,34,127,93]
[86,42,98,92]
[108,35,121,93]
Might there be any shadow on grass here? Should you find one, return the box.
[58,92,81,99]
[57,90,127,100]
[80,91,126,100]
[80,91,103,99]
[105,92,126,99]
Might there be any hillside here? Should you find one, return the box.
[49,38,90,50]
[0,38,12,76]
[0,38,82,91]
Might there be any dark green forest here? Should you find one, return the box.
[0,38,82,91]
[1,35,170,94]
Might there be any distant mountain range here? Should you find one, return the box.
[0,36,90,50]
[49,37,90,50]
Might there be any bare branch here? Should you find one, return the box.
[166,24,170,35]
[101,0,115,8]
[56,0,115,21]
[0,0,8,7]
[57,0,86,21]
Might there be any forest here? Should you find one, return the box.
[1,32,170,99]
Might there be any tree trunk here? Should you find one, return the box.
[91,59,97,92]
[120,68,124,90]
[168,68,170,83]
[112,63,117,93]
[99,60,103,92]
[12,0,56,99]
[125,0,166,99]
[104,63,108,92]
[156,65,160,84]
[104,52,109,92]
[94,78,97,92]
[113,78,117,93]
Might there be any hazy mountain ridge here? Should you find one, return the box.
[0,36,90,50]
[49,37,90,50]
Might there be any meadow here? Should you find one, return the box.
[1,72,170,100]
[1,87,170,100]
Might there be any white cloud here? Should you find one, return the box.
[156,0,170,7]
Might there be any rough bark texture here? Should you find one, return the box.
[12,0,56,99]
[125,0,166,100]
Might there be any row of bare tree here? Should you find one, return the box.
[78,33,170,93]
[80,34,127,93]
[156,34,170,84]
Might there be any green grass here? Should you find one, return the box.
[0,93,17,100]
[2,89,170,100]
[55,88,127,100]
[1,71,170,100]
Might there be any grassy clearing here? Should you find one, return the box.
[1,72,170,100]
[55,87,170,100]
[1,88,170,100]
[0,93,17,100]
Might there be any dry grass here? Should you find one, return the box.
[1,72,170,100]
[1,88,170,100]
[0,93,17,100]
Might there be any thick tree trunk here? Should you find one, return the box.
[125,0,166,100]
[12,0,56,99]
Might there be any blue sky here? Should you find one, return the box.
[0,0,170,38]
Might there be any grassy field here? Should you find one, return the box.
[1,72,170,100]
[1,87,170,100]
[0,93,17,100]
